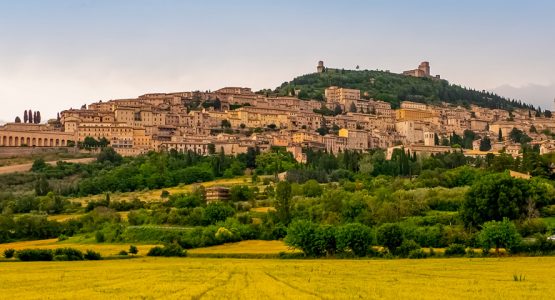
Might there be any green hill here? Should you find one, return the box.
[268,68,533,111]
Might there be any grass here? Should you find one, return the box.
[0,257,554,299]
[541,216,555,229]
[0,238,158,257]
[0,151,94,167]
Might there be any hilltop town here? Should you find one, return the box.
[1,61,554,161]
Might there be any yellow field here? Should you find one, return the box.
[69,176,253,204]
[0,257,554,299]
[188,240,300,255]
[250,206,276,213]
[0,239,158,257]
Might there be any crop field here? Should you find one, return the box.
[69,176,255,204]
[0,257,554,299]
[188,240,300,256]
[0,239,158,257]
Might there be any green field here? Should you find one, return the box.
[0,257,554,299]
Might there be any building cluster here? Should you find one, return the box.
[2,74,555,161]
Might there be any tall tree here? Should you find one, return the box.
[35,111,41,124]
[23,110,28,123]
[15,116,21,123]
[28,109,33,124]
[275,181,292,224]
[498,128,503,141]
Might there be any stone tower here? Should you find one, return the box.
[424,131,435,146]
[317,61,325,73]
[418,61,430,77]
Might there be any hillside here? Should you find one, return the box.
[271,68,533,110]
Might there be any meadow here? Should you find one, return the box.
[0,257,554,299]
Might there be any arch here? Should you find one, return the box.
[50,139,54,147]
[55,139,60,146]
[32,138,36,147]
[0,135,4,146]
[15,137,19,146]
[26,137,31,146]
[9,136,13,146]
[61,139,66,146]
[38,138,42,147]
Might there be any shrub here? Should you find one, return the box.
[16,249,54,261]
[54,248,84,261]
[118,250,128,256]
[444,243,467,256]
[147,243,186,257]
[3,248,15,258]
[58,234,68,241]
[408,249,428,259]
[377,223,404,253]
[95,231,105,243]
[84,250,102,260]
[516,219,547,237]
[129,245,138,255]
[396,239,421,257]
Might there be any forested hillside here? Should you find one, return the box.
[270,68,534,110]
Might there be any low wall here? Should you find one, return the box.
[0,147,79,158]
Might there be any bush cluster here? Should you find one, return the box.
[15,248,102,261]
[147,244,186,257]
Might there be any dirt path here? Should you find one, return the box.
[0,157,95,174]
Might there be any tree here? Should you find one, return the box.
[82,136,98,149]
[461,173,549,227]
[544,110,552,118]
[302,180,323,197]
[35,111,41,124]
[479,137,492,151]
[221,119,231,129]
[509,128,531,144]
[275,181,292,224]
[334,104,343,116]
[35,175,50,196]
[31,158,47,172]
[23,110,28,123]
[450,132,462,147]
[284,219,327,257]
[28,109,33,124]
[204,203,234,224]
[207,143,216,155]
[498,128,503,141]
[97,147,122,164]
[530,125,537,133]
[336,223,372,257]
[15,116,21,123]
[478,218,521,255]
[376,223,404,253]
[349,102,357,113]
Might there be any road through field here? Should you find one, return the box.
[0,257,554,299]
[0,157,95,174]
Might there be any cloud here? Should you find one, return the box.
[493,83,555,110]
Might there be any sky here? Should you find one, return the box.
[1,0,555,123]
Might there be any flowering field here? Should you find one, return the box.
[0,257,553,299]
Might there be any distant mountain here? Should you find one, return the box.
[270,68,534,111]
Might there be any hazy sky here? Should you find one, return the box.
[1,0,555,123]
